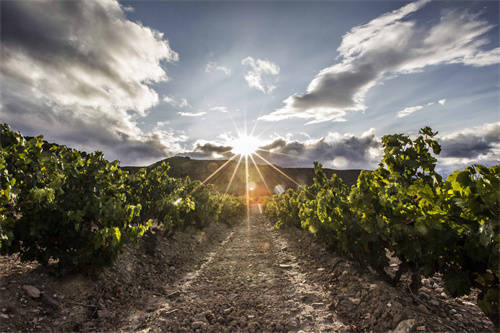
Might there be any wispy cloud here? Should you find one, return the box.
[178,111,207,117]
[122,5,134,12]
[163,96,190,108]
[205,61,231,76]
[260,0,499,124]
[397,98,446,118]
[241,57,280,94]
[397,105,424,118]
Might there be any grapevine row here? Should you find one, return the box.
[0,123,245,274]
[264,127,499,326]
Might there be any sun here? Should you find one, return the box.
[231,135,261,156]
[196,121,300,226]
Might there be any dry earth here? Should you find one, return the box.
[0,205,494,332]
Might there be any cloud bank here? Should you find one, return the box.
[183,129,382,169]
[0,0,181,165]
[257,129,381,169]
[260,0,500,124]
[182,122,499,175]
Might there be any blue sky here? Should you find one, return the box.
[1,0,499,173]
[129,1,498,138]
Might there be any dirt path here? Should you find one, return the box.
[1,206,494,332]
[124,206,347,332]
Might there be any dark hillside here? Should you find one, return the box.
[124,156,362,197]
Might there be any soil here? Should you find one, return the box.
[0,205,494,332]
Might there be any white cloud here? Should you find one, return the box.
[397,98,447,118]
[241,57,280,94]
[178,111,206,117]
[122,5,134,12]
[163,96,176,105]
[397,105,424,118]
[179,98,189,108]
[1,0,181,165]
[462,47,500,67]
[205,61,231,76]
[260,0,499,123]
[155,120,170,128]
[210,106,229,113]
[163,96,190,108]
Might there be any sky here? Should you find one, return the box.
[1,0,499,175]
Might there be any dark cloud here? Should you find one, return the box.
[196,143,233,154]
[0,0,180,165]
[440,123,500,159]
[289,64,378,113]
[1,87,185,166]
[183,142,234,159]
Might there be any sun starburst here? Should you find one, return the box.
[231,135,261,156]
[196,118,300,226]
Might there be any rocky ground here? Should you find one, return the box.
[0,205,495,332]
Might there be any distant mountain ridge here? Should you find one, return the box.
[124,156,362,197]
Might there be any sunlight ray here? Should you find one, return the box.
[225,154,243,193]
[249,102,267,139]
[194,154,238,192]
[254,152,301,187]
[250,117,259,138]
[245,154,250,226]
[249,154,271,194]
[227,111,242,137]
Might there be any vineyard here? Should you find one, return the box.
[265,127,499,328]
[0,123,498,332]
[0,123,245,273]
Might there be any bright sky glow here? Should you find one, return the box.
[231,135,261,156]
